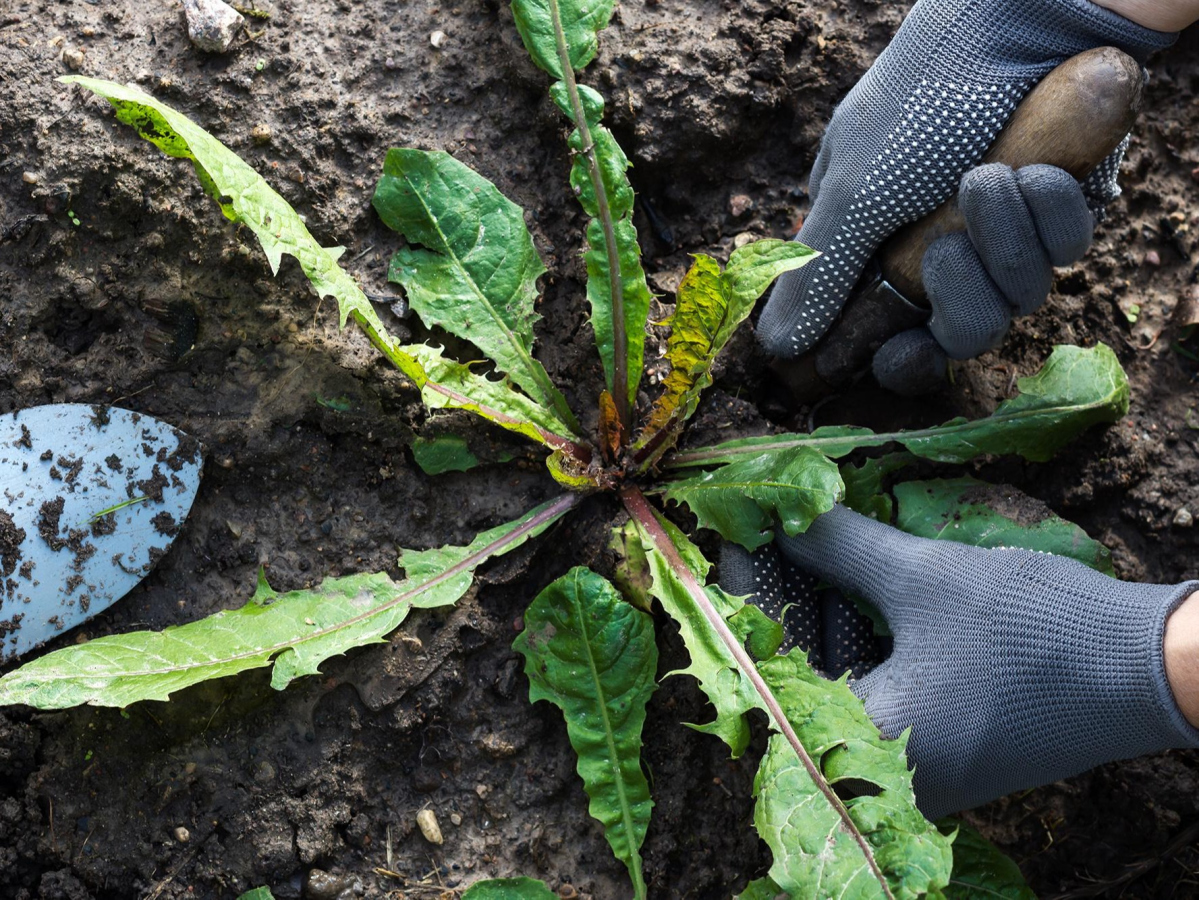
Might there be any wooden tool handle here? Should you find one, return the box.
[879,46,1144,302]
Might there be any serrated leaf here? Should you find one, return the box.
[894,478,1113,575]
[548,81,653,407]
[840,453,917,523]
[372,149,577,431]
[623,488,952,900]
[514,568,656,899]
[937,820,1037,900]
[404,343,583,454]
[755,652,953,899]
[0,496,577,709]
[462,878,558,900]
[511,0,616,80]
[664,448,843,550]
[61,78,580,457]
[670,345,1128,468]
[62,77,392,340]
[411,434,481,475]
[635,243,817,467]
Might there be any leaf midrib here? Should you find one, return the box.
[670,395,1117,467]
[12,495,577,683]
[568,570,645,896]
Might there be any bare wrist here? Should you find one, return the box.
[1090,0,1199,32]
[1164,591,1199,728]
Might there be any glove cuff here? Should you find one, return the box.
[1018,0,1179,62]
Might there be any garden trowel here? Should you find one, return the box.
[0,404,203,663]
[775,46,1145,400]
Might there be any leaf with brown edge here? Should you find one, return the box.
[633,242,817,470]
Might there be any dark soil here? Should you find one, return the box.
[1,2,1197,898]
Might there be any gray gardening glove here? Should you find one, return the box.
[756,0,1177,389]
[719,505,1199,819]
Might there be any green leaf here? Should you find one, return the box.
[511,0,616,80]
[754,653,953,899]
[670,345,1128,468]
[635,243,817,467]
[373,149,578,432]
[735,877,785,900]
[462,877,558,900]
[514,568,656,899]
[894,478,1113,575]
[629,509,759,757]
[236,890,275,900]
[840,453,916,522]
[61,77,394,343]
[623,489,952,898]
[664,448,843,551]
[411,434,481,475]
[550,82,653,407]
[0,496,578,709]
[937,820,1037,900]
[61,78,581,455]
[404,343,583,454]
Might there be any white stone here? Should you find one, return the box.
[182,0,245,54]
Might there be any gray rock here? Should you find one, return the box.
[182,0,245,54]
[1174,507,1193,528]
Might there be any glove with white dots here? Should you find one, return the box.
[756,0,1176,390]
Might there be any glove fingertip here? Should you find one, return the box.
[873,327,947,396]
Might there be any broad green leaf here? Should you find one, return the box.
[511,0,616,80]
[236,890,275,900]
[755,653,953,899]
[840,453,916,522]
[670,345,1128,468]
[514,568,656,899]
[635,243,817,467]
[404,343,582,454]
[373,149,577,432]
[462,878,557,900]
[549,83,653,407]
[664,448,843,550]
[624,489,951,898]
[735,877,785,900]
[411,434,481,475]
[62,77,394,341]
[938,820,1037,900]
[0,496,577,709]
[894,478,1113,575]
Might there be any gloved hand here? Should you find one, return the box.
[756,0,1177,392]
[719,505,1199,819]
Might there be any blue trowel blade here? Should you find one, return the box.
[0,405,203,663]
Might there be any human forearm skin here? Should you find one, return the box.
[1165,592,1199,727]
[1091,0,1199,31]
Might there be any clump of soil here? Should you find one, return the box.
[1,2,1197,899]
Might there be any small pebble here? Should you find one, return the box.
[449,812,462,826]
[251,123,272,145]
[182,0,245,53]
[62,47,85,70]
[305,869,351,900]
[22,172,38,185]
[1174,507,1193,528]
[1144,250,1161,267]
[173,826,190,843]
[416,809,444,845]
[733,231,760,249]
[728,193,754,218]
[430,30,448,48]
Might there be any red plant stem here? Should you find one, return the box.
[546,0,631,440]
[620,486,896,900]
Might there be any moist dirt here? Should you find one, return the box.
[1,2,1198,898]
